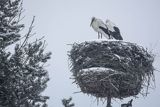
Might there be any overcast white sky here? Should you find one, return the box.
[23,0,160,107]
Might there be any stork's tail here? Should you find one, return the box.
[111,32,123,40]
[113,27,123,40]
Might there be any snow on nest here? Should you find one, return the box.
[79,67,126,77]
[80,67,116,73]
[85,39,137,47]
[72,39,122,44]
[85,39,121,42]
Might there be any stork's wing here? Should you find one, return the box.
[99,26,110,38]
[112,27,123,40]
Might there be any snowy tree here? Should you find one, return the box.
[0,0,51,107]
[62,97,75,107]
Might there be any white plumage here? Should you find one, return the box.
[90,17,110,39]
[106,19,116,32]
[90,17,123,40]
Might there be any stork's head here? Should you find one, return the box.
[90,17,95,26]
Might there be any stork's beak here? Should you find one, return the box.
[90,17,95,27]
[90,22,92,27]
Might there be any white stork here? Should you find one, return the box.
[106,19,123,40]
[90,17,110,39]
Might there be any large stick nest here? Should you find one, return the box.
[69,40,155,99]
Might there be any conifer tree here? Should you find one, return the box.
[0,0,51,107]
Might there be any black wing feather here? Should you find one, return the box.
[111,27,123,40]
[99,26,111,38]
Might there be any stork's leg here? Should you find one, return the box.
[98,32,100,39]
[100,33,102,38]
